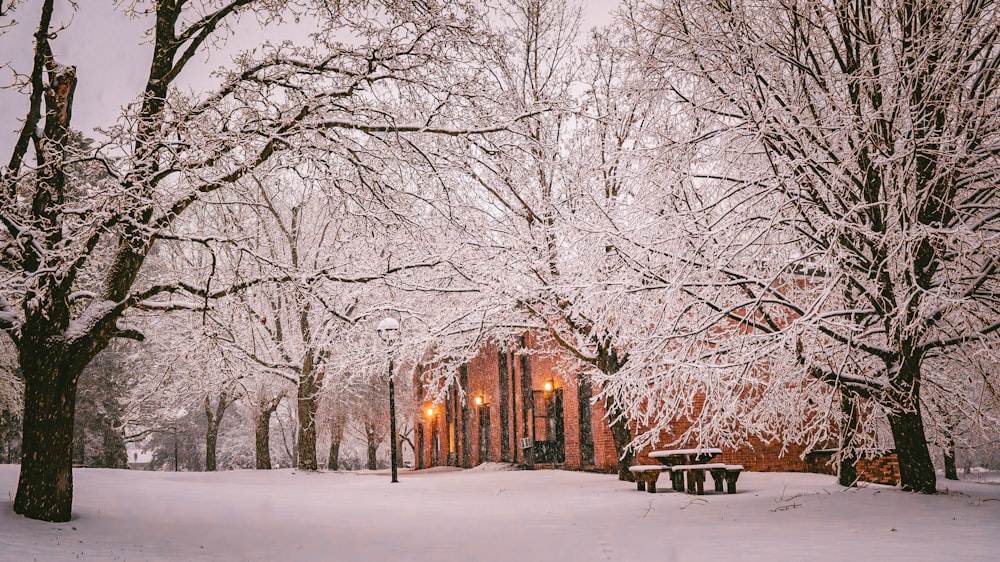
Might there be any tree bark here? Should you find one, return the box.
[838,392,859,487]
[327,439,341,470]
[597,347,634,481]
[296,352,320,470]
[605,395,634,482]
[255,413,273,470]
[886,363,936,493]
[255,397,281,470]
[14,361,80,522]
[888,407,936,493]
[204,392,230,472]
[365,422,379,470]
[943,438,958,481]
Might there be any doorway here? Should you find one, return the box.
[532,389,564,464]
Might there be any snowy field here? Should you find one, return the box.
[2,464,998,561]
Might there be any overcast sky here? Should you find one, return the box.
[0,1,619,158]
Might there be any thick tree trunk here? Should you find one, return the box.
[255,408,275,470]
[598,347,634,481]
[14,362,80,522]
[204,392,230,472]
[366,424,379,470]
[297,391,319,470]
[254,394,282,470]
[205,426,219,471]
[255,414,272,470]
[943,438,958,481]
[888,407,936,493]
[887,362,936,494]
[101,426,128,469]
[838,392,858,487]
[327,439,340,470]
[606,397,635,482]
[296,353,320,470]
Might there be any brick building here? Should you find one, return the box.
[412,331,899,484]
[412,332,619,471]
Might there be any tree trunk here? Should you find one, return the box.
[14,361,80,522]
[327,439,340,470]
[597,347,634,481]
[366,423,379,470]
[297,353,320,470]
[886,361,936,494]
[254,402,277,470]
[255,395,282,470]
[101,426,128,469]
[204,392,230,472]
[255,412,272,470]
[943,438,958,481]
[605,395,635,482]
[884,366,935,493]
[205,425,219,472]
[888,407,936,493]
[838,392,858,487]
[327,408,346,471]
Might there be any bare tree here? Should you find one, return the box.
[204,385,239,472]
[251,385,285,470]
[618,0,1000,493]
[438,0,667,479]
[0,0,518,520]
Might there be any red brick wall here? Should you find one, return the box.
[589,396,620,470]
[802,449,901,485]
[413,331,893,480]
[628,391,814,472]
[857,453,900,485]
[414,334,623,472]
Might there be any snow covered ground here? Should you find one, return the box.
[1,464,998,561]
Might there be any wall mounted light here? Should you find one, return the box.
[543,379,554,392]
[425,407,435,418]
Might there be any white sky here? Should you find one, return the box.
[2,464,999,560]
[0,1,620,158]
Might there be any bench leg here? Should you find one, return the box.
[672,471,684,492]
[685,471,695,493]
[694,470,705,495]
[725,471,741,493]
[710,468,725,492]
[648,480,657,493]
[637,480,645,491]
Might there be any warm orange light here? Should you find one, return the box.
[474,395,484,406]
[425,407,434,418]
[543,380,554,392]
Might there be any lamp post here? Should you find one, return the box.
[377,317,400,483]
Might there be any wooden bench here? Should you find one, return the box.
[712,464,744,494]
[628,465,673,493]
[672,463,744,494]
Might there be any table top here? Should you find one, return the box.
[649,448,723,458]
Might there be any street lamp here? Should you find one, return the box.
[377,317,401,483]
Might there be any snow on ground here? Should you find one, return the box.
[1,464,998,561]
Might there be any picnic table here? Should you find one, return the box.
[649,448,723,492]
[649,448,723,466]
